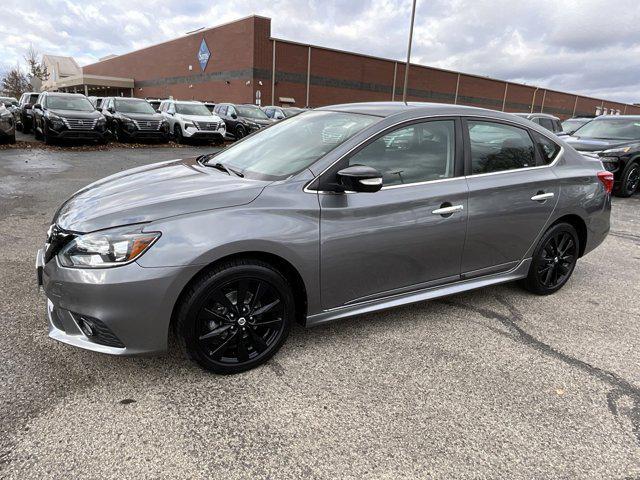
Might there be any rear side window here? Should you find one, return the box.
[467,120,536,174]
[538,118,554,131]
[532,131,561,165]
[348,120,456,187]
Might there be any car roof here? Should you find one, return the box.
[512,112,559,119]
[591,115,640,121]
[45,92,86,97]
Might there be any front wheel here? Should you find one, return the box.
[522,223,579,295]
[176,259,294,374]
[615,162,640,197]
[235,125,245,140]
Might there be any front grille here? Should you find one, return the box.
[44,225,76,263]
[133,119,162,131]
[63,118,98,130]
[193,120,219,131]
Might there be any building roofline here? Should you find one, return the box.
[83,15,270,69]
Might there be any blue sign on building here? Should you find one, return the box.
[198,38,211,71]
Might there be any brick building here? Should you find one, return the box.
[81,15,640,119]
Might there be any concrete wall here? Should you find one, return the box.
[83,16,640,118]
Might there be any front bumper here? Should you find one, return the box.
[122,129,170,141]
[38,249,201,355]
[48,127,108,141]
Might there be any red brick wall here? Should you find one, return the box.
[83,15,640,118]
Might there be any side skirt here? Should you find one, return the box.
[306,258,532,327]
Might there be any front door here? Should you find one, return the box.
[461,118,560,276]
[319,118,469,310]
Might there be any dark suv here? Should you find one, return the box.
[32,92,108,144]
[214,103,274,139]
[16,92,40,133]
[513,113,563,134]
[101,97,169,142]
[564,115,640,197]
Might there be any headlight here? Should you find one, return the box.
[600,146,633,157]
[58,226,161,268]
[184,122,196,129]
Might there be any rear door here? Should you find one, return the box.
[461,118,560,277]
[319,118,469,309]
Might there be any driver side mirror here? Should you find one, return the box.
[231,112,237,119]
[108,107,115,113]
[336,165,383,193]
[33,104,41,110]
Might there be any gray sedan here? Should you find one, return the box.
[37,102,612,374]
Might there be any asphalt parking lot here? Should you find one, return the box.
[0,143,639,479]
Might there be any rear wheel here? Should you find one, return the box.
[522,223,579,295]
[176,259,294,374]
[615,162,640,197]
[235,125,245,140]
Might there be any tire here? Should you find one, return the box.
[42,123,54,145]
[22,117,31,134]
[614,162,640,198]
[112,124,124,143]
[522,223,579,295]
[34,120,42,140]
[235,125,246,140]
[174,124,184,144]
[176,259,294,374]
[9,131,15,144]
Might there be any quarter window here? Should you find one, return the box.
[348,120,456,187]
[468,121,536,174]
[532,131,561,165]
[539,118,554,131]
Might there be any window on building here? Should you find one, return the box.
[347,120,456,187]
[467,120,536,174]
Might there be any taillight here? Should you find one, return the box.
[597,171,614,194]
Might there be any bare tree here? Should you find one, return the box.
[24,44,49,82]
[1,65,31,99]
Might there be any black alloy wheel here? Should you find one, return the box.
[523,223,579,295]
[617,162,640,197]
[177,259,294,374]
[235,125,245,140]
[112,124,123,142]
[34,120,42,140]
[42,122,54,145]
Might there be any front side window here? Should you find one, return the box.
[468,120,536,174]
[205,111,378,180]
[347,120,456,187]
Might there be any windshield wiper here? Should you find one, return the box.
[204,161,244,177]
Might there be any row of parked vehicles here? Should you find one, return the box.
[1,91,306,146]
[0,92,638,197]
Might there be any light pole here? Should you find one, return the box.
[402,0,418,102]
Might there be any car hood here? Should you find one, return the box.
[54,156,268,232]
[563,136,637,152]
[247,118,274,126]
[119,112,163,122]
[177,114,222,122]
[50,109,101,119]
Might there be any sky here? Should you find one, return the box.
[1,0,639,103]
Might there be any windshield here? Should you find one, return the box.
[284,108,303,117]
[45,96,94,112]
[205,111,378,180]
[562,119,589,132]
[175,103,211,116]
[237,105,269,120]
[572,118,640,140]
[115,99,156,114]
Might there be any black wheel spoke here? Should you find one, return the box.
[209,331,238,358]
[236,280,249,310]
[236,332,249,362]
[543,266,554,286]
[211,290,236,314]
[251,282,265,310]
[199,324,232,341]
[253,299,280,316]
[247,328,269,353]
[201,307,228,323]
[252,317,283,327]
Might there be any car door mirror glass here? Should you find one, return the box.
[336,165,383,192]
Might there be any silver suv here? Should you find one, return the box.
[37,102,612,374]
[159,99,225,145]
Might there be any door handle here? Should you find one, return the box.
[432,204,464,216]
[531,192,554,202]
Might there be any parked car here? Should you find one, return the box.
[31,92,108,145]
[36,102,612,374]
[159,99,225,145]
[0,96,19,128]
[560,117,592,135]
[214,103,274,139]
[0,103,16,144]
[564,115,640,197]
[87,96,105,109]
[262,105,305,120]
[16,92,40,133]
[101,97,169,142]
[513,113,563,134]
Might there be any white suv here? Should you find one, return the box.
[159,100,226,144]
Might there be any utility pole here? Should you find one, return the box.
[402,0,417,102]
